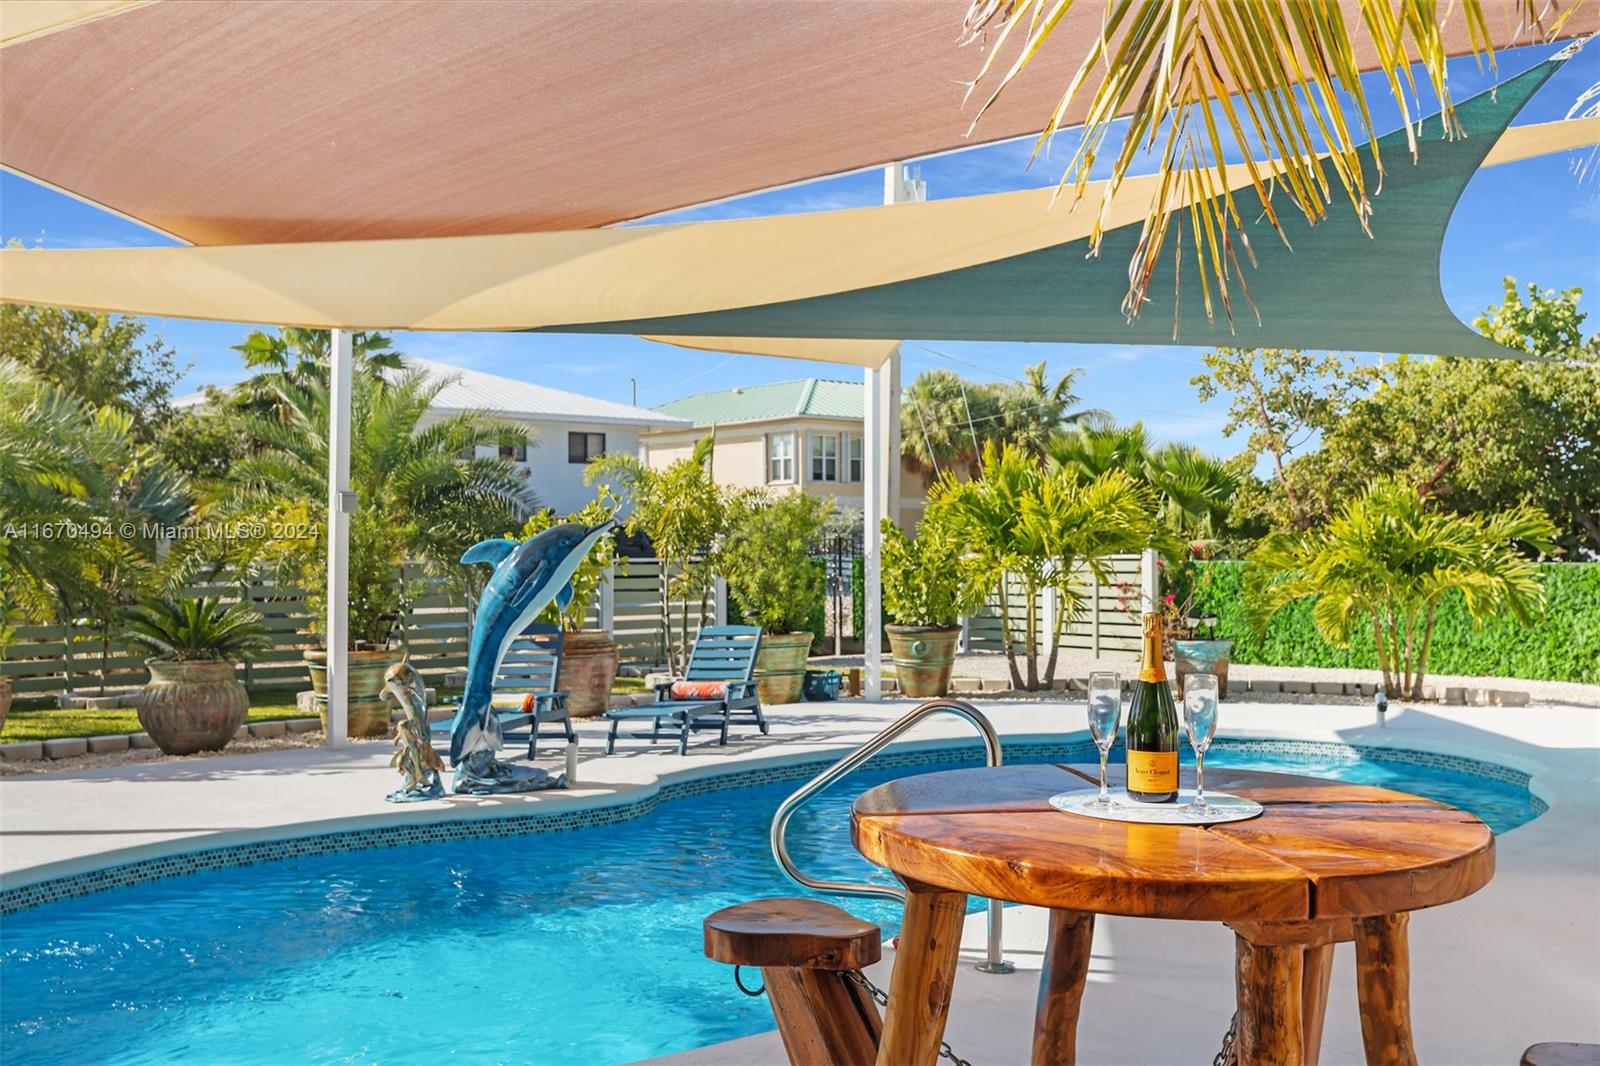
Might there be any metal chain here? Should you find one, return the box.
[1213,1012,1239,1066]
[843,970,976,1066]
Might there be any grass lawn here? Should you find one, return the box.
[3,676,653,743]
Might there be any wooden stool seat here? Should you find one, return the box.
[704,897,882,971]
[1523,1044,1600,1066]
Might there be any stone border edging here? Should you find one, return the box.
[0,717,323,762]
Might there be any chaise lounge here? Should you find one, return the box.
[604,625,765,756]
[434,622,576,759]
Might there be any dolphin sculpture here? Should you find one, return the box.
[449,518,616,794]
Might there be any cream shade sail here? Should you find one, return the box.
[1,0,1592,246]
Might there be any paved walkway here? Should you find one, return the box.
[3,696,1597,1064]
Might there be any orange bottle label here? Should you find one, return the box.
[1127,749,1177,794]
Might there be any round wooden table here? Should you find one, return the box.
[851,763,1494,1066]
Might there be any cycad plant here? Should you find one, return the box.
[125,597,271,662]
[1247,480,1557,698]
[936,442,1156,689]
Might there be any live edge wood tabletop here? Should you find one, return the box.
[850,763,1495,1066]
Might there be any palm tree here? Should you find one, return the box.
[1247,480,1556,698]
[935,442,1156,689]
[207,364,538,649]
[959,0,1569,326]
[902,362,1102,477]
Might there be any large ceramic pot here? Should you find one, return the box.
[1173,639,1234,700]
[137,659,249,755]
[305,649,400,737]
[0,676,12,732]
[752,632,813,705]
[885,624,961,698]
[558,629,619,718]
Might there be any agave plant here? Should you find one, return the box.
[960,0,1571,328]
[125,597,271,663]
[1246,480,1557,698]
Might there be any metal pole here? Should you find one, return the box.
[862,361,884,701]
[325,328,353,749]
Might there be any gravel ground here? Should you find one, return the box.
[809,650,1600,707]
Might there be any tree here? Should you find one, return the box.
[0,303,181,442]
[959,0,1559,324]
[207,363,536,650]
[901,362,1101,477]
[724,492,831,635]
[1247,480,1557,698]
[1291,278,1600,556]
[935,442,1156,690]
[1190,347,1366,530]
[589,437,761,672]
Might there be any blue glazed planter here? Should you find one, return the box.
[1172,639,1234,699]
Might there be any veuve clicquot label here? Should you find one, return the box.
[1125,611,1179,802]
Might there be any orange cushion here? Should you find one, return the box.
[669,680,728,701]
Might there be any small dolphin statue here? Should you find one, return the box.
[381,658,445,802]
[449,518,616,794]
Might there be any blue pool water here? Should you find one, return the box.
[0,740,1541,1065]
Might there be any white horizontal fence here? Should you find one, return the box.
[965,553,1143,662]
[0,558,712,703]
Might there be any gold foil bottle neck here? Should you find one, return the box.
[1139,612,1166,683]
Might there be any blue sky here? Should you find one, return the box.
[2,43,1595,459]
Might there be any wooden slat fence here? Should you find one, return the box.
[966,553,1143,662]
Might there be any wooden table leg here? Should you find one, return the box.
[876,885,968,1066]
[1301,942,1335,1066]
[1354,913,1418,1066]
[1032,910,1094,1066]
[1235,932,1305,1066]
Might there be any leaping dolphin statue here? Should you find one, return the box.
[449,518,616,793]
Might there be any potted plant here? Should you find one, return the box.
[302,511,413,737]
[725,493,830,705]
[1156,554,1235,700]
[879,509,972,698]
[126,596,270,755]
[521,492,625,717]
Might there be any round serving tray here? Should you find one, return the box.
[1048,788,1264,825]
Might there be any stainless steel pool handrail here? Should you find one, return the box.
[768,697,1013,973]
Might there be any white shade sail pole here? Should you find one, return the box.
[325,327,353,749]
[862,359,884,701]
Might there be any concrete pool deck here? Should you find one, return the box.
[2,696,1597,1063]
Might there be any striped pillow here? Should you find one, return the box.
[668,680,729,701]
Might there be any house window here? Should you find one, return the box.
[767,433,795,483]
[810,433,838,482]
[459,446,477,461]
[499,442,528,462]
[568,432,605,464]
[844,432,863,482]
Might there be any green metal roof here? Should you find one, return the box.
[654,378,863,425]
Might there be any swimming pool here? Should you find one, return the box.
[0,738,1542,1065]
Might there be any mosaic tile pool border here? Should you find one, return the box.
[0,737,1539,915]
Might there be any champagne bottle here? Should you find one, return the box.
[1124,611,1179,802]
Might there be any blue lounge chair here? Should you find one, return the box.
[434,623,575,759]
[604,625,764,755]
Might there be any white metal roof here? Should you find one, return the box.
[406,356,690,428]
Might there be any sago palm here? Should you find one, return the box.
[1247,480,1556,698]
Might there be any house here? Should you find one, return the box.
[643,378,927,526]
[175,358,689,516]
[406,357,689,515]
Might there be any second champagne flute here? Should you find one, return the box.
[1086,671,1122,810]
[1181,673,1220,815]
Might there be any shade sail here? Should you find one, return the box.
[2,59,1588,362]
[1,0,1592,246]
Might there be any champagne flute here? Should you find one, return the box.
[1086,671,1122,810]
[1182,673,1220,815]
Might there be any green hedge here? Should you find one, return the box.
[1196,561,1600,684]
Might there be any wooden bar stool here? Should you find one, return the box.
[704,897,883,1066]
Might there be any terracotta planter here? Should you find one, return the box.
[886,624,961,698]
[753,632,813,705]
[137,659,249,755]
[558,629,619,718]
[0,676,11,732]
[305,649,399,738]
[1173,639,1234,700]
